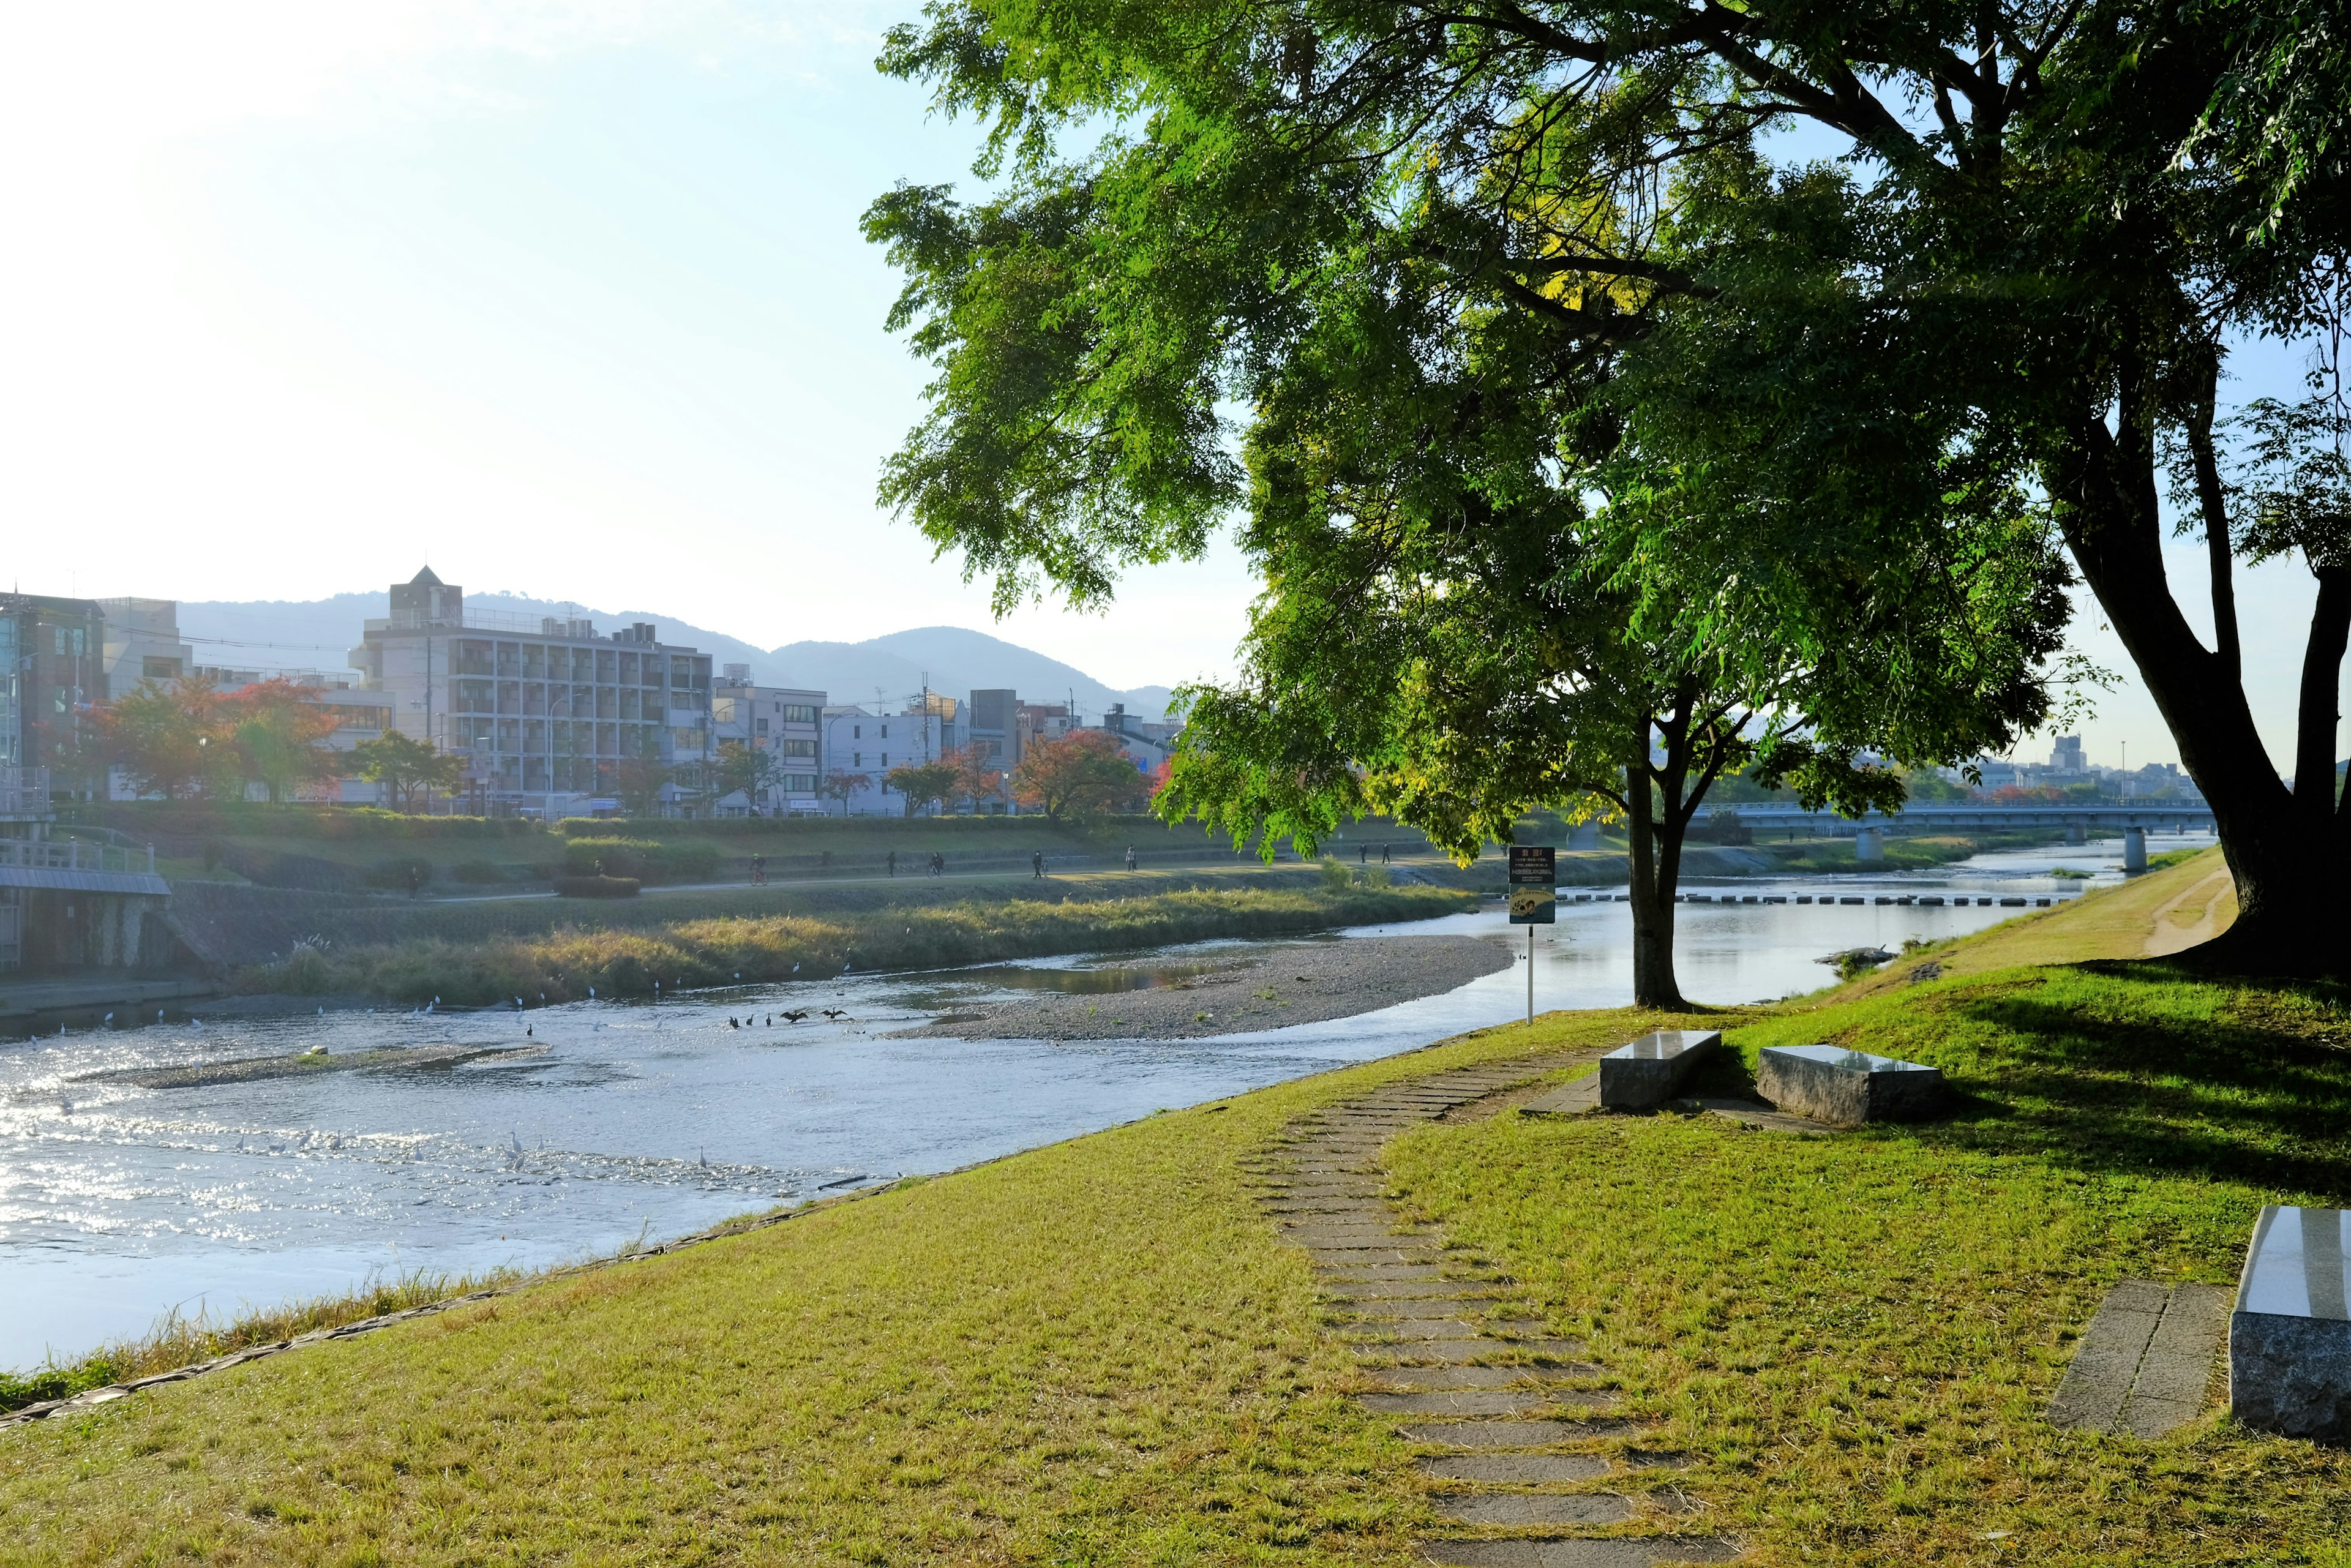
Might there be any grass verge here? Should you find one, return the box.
[241,880,1473,1005]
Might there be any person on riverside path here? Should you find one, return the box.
[1125,846,1138,872]
[887,850,897,877]
[749,853,767,886]
[929,851,944,877]
[1032,850,1044,879]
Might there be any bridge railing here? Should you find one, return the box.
[0,837,156,876]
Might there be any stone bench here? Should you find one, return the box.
[1757,1044,1946,1127]
[2230,1204,2351,1442]
[1597,1029,1722,1110]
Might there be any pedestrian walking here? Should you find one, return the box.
[1359,844,1367,865]
[749,853,767,885]
[1125,846,1138,872]
[931,851,944,877]
[1381,842,1391,865]
[888,850,898,877]
[1032,850,1044,879]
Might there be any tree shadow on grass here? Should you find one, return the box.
[1899,961,2351,1204]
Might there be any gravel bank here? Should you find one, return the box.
[893,934,1513,1041]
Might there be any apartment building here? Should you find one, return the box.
[713,667,827,816]
[348,568,714,819]
[818,703,951,816]
[0,593,106,795]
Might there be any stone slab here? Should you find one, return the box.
[1314,1263,1455,1281]
[2046,1281,2167,1430]
[1434,1491,1634,1525]
[2047,1280,2227,1436]
[1520,1076,1603,1117]
[1420,1538,1741,1566]
[1370,1365,1553,1390]
[1362,1390,1559,1416]
[1325,1281,1507,1302]
[1599,1032,1723,1111]
[1417,1453,1611,1484]
[2231,1205,2351,1442]
[1401,1418,1635,1447]
[1755,1043,1944,1127]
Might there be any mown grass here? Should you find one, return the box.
[241,881,1473,1005]
[1385,963,2351,1565]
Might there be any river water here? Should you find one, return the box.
[0,833,2208,1368]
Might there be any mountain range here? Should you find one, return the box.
[171,590,1177,720]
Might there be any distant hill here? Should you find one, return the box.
[171,593,1176,719]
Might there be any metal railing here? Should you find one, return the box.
[0,767,51,817]
[0,836,157,876]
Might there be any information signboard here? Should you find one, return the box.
[1507,846,1556,925]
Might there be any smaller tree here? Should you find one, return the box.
[713,740,776,804]
[1011,729,1144,822]
[349,730,463,812]
[817,769,868,817]
[885,757,963,817]
[945,742,1004,810]
[90,675,223,800]
[219,679,340,803]
[610,741,675,819]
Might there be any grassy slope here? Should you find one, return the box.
[1840,847,2238,992]
[11,854,2349,1566]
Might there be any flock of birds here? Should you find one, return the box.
[723,1008,849,1029]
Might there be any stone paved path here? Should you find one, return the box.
[1249,1056,1744,1566]
[2045,1280,2229,1437]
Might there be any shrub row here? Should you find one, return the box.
[553,875,642,899]
[560,838,721,883]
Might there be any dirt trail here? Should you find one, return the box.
[2143,868,2235,957]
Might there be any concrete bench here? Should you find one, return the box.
[1757,1044,1946,1127]
[2231,1205,2351,1442]
[1597,1029,1722,1110]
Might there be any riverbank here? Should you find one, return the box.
[9,866,2339,1562]
[891,934,1513,1041]
[231,880,1476,1007]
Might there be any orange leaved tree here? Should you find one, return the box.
[1010,729,1144,822]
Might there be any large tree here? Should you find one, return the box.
[869,0,2349,973]
[1158,266,2067,1005]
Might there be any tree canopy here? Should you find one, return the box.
[869,0,2351,972]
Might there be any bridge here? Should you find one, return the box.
[1722,803,2216,833]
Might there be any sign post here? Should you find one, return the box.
[1507,846,1556,1026]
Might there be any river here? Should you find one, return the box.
[0,832,2207,1368]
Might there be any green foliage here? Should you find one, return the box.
[0,1356,120,1416]
[558,838,720,883]
[449,860,508,884]
[363,856,432,893]
[346,733,464,812]
[553,875,642,899]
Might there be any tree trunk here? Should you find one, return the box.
[1624,715,1688,1009]
[2050,397,2348,975]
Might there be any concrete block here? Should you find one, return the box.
[1756,1044,1945,1127]
[1598,1030,1722,1110]
[2230,1205,2351,1443]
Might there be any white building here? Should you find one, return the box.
[347,568,714,819]
[819,703,950,816]
[96,598,194,698]
[714,668,827,816]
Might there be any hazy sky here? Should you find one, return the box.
[0,2,2335,773]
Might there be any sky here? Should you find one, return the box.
[0,2,2336,774]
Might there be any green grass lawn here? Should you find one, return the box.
[8,872,2349,1564]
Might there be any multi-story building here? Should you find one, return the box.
[348,568,715,819]
[97,598,195,697]
[817,703,950,816]
[0,593,107,798]
[713,667,827,816]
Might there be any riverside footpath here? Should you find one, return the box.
[1254,1056,1741,1566]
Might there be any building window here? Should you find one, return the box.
[880,723,889,738]
[853,752,861,767]
[852,724,860,739]
[780,739,815,759]
[782,703,818,724]
[756,718,768,735]
[781,773,817,792]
